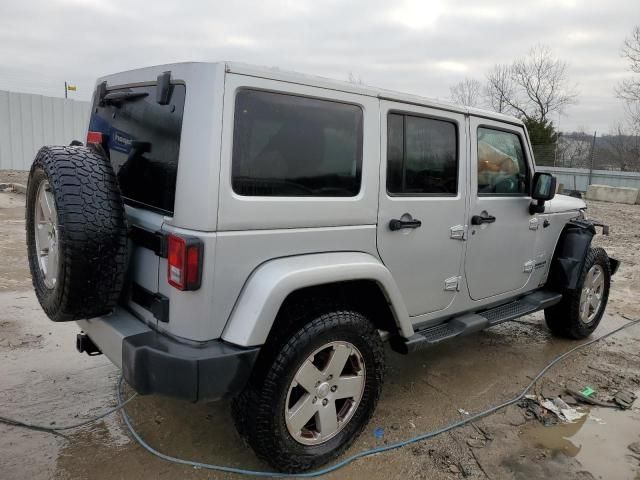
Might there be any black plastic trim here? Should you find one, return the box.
[547,219,596,290]
[103,90,149,106]
[156,71,172,105]
[471,213,496,225]
[96,81,107,106]
[609,256,620,276]
[131,282,170,323]
[129,225,168,258]
[389,218,422,231]
[122,332,260,402]
[392,289,563,354]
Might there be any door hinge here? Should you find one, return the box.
[450,225,467,241]
[444,276,461,291]
[129,225,168,258]
[529,217,540,230]
[523,260,535,273]
[131,282,170,323]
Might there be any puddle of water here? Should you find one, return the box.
[524,396,640,480]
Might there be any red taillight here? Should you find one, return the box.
[167,234,203,291]
[86,131,103,145]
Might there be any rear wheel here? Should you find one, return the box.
[545,247,611,339]
[284,340,366,446]
[232,309,384,472]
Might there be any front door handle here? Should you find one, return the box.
[389,218,422,231]
[471,213,496,225]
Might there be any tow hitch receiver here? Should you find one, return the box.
[76,333,102,356]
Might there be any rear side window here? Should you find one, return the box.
[88,84,186,215]
[232,90,363,197]
[477,127,529,195]
[387,113,458,195]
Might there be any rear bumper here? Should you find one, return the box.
[77,309,259,402]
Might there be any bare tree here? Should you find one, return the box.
[485,64,513,114]
[596,122,640,171]
[616,26,640,128]
[449,78,483,107]
[485,45,578,122]
[555,130,591,168]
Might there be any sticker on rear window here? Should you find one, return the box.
[109,128,135,154]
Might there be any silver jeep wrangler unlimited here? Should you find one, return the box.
[25,62,618,472]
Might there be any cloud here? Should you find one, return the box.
[434,61,469,73]
[385,0,447,29]
[0,0,638,132]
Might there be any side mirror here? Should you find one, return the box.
[530,172,556,214]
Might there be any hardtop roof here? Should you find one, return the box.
[102,61,524,127]
[223,61,523,126]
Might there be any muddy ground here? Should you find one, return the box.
[1,186,639,480]
[0,169,28,188]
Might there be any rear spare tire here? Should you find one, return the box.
[26,146,128,321]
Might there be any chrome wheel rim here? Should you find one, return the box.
[285,341,366,446]
[34,180,59,289]
[579,264,604,324]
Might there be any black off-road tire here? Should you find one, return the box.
[26,146,128,322]
[231,309,385,473]
[545,247,611,339]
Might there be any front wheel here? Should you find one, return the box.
[232,309,385,472]
[545,247,611,339]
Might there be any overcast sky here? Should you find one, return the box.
[0,0,638,133]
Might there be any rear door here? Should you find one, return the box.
[464,117,537,300]
[88,82,186,323]
[377,101,467,316]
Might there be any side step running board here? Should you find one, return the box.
[393,290,562,354]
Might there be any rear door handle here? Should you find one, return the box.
[471,213,496,225]
[389,218,422,231]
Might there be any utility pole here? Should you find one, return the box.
[588,131,597,187]
[554,132,561,167]
[64,82,77,99]
[555,112,561,167]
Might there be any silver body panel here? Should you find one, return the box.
[376,100,468,317]
[77,308,150,368]
[78,61,582,349]
[222,252,411,346]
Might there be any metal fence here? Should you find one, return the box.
[532,132,640,172]
[0,90,90,171]
[533,134,640,192]
[537,166,640,192]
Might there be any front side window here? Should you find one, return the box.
[477,127,529,195]
[232,90,363,197]
[387,113,458,195]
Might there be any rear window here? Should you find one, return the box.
[88,84,186,215]
[232,89,363,197]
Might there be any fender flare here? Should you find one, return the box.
[547,219,596,290]
[221,252,412,347]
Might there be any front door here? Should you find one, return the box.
[377,101,467,317]
[464,117,537,301]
